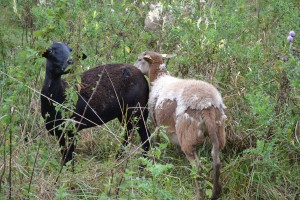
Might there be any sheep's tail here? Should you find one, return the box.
[201,106,225,198]
[201,106,226,149]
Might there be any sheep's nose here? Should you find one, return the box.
[67,59,74,65]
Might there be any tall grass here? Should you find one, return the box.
[0,0,299,199]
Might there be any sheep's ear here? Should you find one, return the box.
[41,51,47,58]
[161,53,176,59]
[143,54,153,63]
[81,53,87,60]
[74,53,87,60]
[41,48,51,58]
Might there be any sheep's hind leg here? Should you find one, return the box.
[136,118,150,157]
[56,133,69,165]
[177,116,205,199]
[194,152,207,200]
[135,104,150,157]
[116,108,150,159]
[60,133,76,167]
[181,144,205,200]
[115,117,134,159]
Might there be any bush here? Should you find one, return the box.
[0,0,299,199]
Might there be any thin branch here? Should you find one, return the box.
[0,121,9,193]
[8,107,15,200]
[27,139,41,198]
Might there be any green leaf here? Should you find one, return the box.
[125,46,131,53]
[33,30,43,37]
[154,147,161,158]
[205,189,212,197]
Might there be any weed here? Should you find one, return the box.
[0,0,299,199]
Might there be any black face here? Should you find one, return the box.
[42,42,74,75]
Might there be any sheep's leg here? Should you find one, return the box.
[56,133,68,164]
[123,121,133,147]
[124,109,150,157]
[152,127,161,147]
[194,152,209,200]
[60,133,76,166]
[115,118,134,159]
[207,126,221,199]
[116,118,150,157]
[202,108,222,199]
[137,119,150,156]
[134,119,150,170]
[181,145,205,200]
[210,137,221,200]
[56,133,66,153]
[176,115,206,199]
[62,140,75,166]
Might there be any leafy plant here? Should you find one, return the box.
[0,0,299,199]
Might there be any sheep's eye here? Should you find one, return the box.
[49,47,56,54]
[67,59,74,65]
[138,59,141,61]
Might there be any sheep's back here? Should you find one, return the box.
[150,75,226,117]
[79,64,149,111]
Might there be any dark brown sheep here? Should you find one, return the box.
[41,42,150,165]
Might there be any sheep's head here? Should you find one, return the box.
[135,51,176,73]
[134,51,163,75]
[135,51,176,82]
[42,42,87,76]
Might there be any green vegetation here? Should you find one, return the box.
[1,0,299,199]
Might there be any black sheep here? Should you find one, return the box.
[41,42,150,165]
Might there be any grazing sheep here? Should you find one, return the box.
[134,51,226,199]
[41,42,150,165]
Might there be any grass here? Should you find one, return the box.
[1,0,299,199]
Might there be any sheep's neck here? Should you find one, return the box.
[42,73,65,100]
[149,64,168,82]
[41,73,68,119]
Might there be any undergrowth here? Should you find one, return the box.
[0,0,299,199]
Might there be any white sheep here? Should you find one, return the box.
[134,51,226,199]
